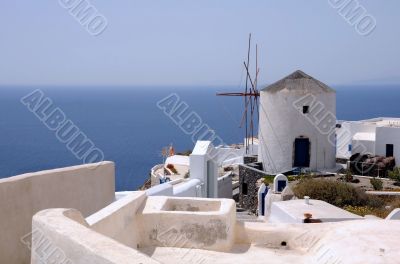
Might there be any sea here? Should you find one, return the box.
[0,85,399,191]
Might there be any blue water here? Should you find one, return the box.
[0,85,399,190]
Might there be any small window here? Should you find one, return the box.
[242,182,248,195]
[348,144,352,152]
[303,106,309,114]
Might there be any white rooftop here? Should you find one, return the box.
[353,132,375,141]
[358,117,400,128]
[268,199,363,223]
[165,155,190,166]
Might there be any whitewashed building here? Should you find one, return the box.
[258,70,337,173]
[337,117,400,161]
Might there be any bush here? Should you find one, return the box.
[345,169,353,182]
[389,198,400,209]
[389,168,400,183]
[287,175,297,182]
[264,176,274,184]
[343,205,387,218]
[370,178,383,191]
[293,178,384,208]
[223,166,234,172]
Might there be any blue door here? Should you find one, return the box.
[294,138,310,167]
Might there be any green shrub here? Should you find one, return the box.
[293,178,384,208]
[263,176,274,184]
[389,168,400,183]
[370,178,383,191]
[389,197,400,209]
[343,205,387,218]
[345,169,353,182]
[287,175,297,182]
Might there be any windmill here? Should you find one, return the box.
[217,34,261,154]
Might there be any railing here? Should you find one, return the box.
[347,161,391,177]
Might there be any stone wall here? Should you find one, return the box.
[238,164,266,212]
[243,155,258,164]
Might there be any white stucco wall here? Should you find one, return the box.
[138,196,236,252]
[218,172,233,199]
[173,179,202,197]
[336,121,376,159]
[215,147,245,165]
[0,162,115,264]
[336,121,400,162]
[376,126,400,161]
[190,141,220,198]
[146,179,202,198]
[86,192,147,249]
[258,88,336,173]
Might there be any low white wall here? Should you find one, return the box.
[0,162,115,264]
[146,182,174,196]
[215,147,245,165]
[150,164,164,186]
[221,156,244,167]
[86,192,147,249]
[146,179,202,198]
[173,179,201,197]
[218,172,233,199]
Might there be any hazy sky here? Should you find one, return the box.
[0,0,399,87]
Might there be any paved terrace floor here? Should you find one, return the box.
[139,244,306,264]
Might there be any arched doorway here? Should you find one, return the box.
[294,137,310,167]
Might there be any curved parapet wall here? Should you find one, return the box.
[31,208,159,264]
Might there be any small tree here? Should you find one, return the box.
[370,178,383,191]
[345,169,353,182]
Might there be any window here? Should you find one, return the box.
[242,182,248,195]
[303,105,309,114]
[348,144,352,152]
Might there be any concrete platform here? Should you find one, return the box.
[139,244,306,264]
[268,199,363,223]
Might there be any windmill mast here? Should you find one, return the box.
[216,34,261,154]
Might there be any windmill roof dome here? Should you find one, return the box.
[261,70,336,94]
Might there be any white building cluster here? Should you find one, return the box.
[337,117,400,162]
